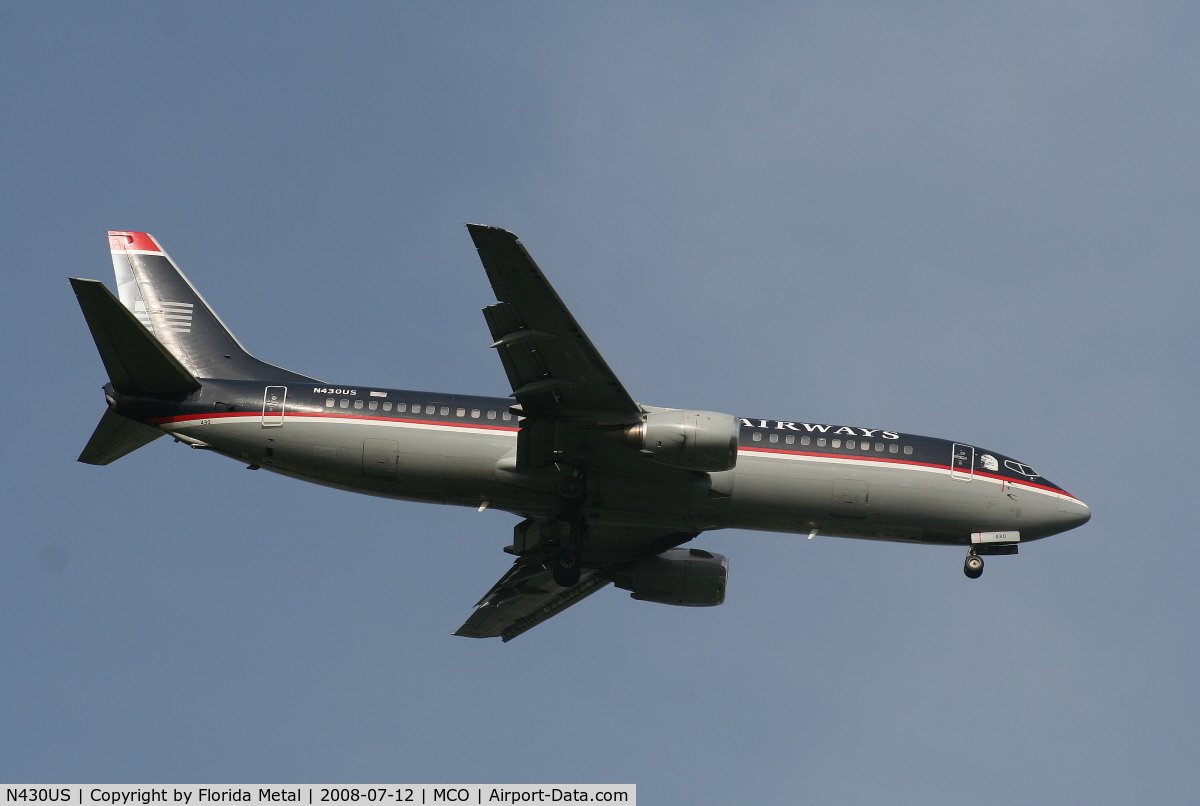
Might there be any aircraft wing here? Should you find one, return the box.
[454,558,610,642]
[461,227,701,639]
[455,523,698,641]
[467,225,641,425]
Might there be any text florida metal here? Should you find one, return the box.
[70,227,1090,641]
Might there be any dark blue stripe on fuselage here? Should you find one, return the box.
[109,377,1064,493]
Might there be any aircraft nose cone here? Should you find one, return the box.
[1057,495,1091,531]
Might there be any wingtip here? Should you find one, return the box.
[68,277,105,294]
[465,223,517,235]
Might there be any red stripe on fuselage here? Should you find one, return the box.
[739,445,1076,500]
[153,410,521,432]
[152,412,1077,502]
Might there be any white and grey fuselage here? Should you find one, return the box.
[134,379,1089,547]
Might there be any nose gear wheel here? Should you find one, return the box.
[964,553,984,579]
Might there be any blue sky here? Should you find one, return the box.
[3,2,1200,802]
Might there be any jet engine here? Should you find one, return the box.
[613,548,728,606]
[614,409,739,471]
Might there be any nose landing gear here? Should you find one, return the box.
[964,552,984,579]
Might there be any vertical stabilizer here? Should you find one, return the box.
[108,231,315,382]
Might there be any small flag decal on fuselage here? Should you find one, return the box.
[369,391,387,397]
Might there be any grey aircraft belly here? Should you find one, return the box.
[71,227,1091,641]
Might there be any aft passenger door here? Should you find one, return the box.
[262,386,286,427]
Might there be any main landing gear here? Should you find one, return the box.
[557,475,586,503]
[551,470,587,587]
[553,549,582,588]
[964,552,984,579]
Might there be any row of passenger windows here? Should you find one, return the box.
[750,432,914,455]
[324,399,513,420]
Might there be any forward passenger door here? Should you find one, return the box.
[951,443,974,481]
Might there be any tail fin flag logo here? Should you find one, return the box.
[133,299,194,333]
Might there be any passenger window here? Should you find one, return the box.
[487,410,496,419]
[875,443,884,451]
[752,432,762,442]
[426,405,435,415]
[439,406,449,415]
[383,402,392,411]
[888,443,898,453]
[471,409,480,418]
[817,438,826,447]
[801,436,811,446]
[832,439,842,448]
[456,408,465,417]
[354,400,363,409]
[903,446,913,455]
[845,440,855,449]
[785,435,794,444]
[368,401,378,410]
[503,412,512,420]
[325,398,334,407]
[397,403,407,412]
[769,433,779,443]
[339,399,349,408]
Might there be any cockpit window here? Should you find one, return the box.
[1004,459,1039,478]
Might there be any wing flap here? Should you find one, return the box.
[453,523,700,641]
[468,225,640,420]
[454,559,610,642]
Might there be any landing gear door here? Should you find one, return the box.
[262,386,286,427]
[831,478,868,518]
[951,443,974,481]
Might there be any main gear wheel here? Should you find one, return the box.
[552,550,582,587]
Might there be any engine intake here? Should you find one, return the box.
[616,409,739,471]
[613,548,728,607]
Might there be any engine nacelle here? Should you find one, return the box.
[613,548,728,607]
[621,409,739,471]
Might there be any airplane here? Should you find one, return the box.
[70,227,1091,641]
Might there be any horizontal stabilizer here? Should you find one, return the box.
[70,278,200,394]
[78,408,164,465]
